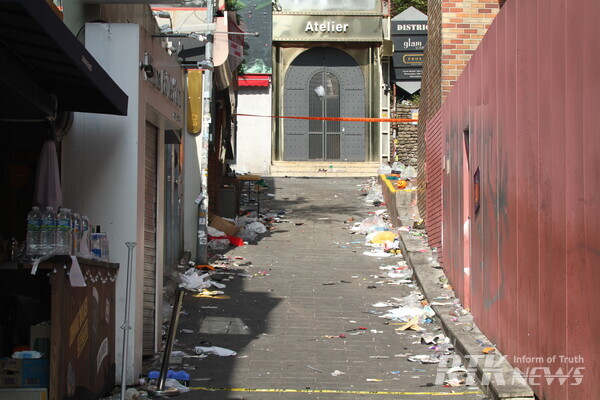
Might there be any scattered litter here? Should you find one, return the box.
[366,378,383,382]
[306,365,324,373]
[483,347,496,354]
[420,333,447,344]
[321,335,346,339]
[331,370,346,376]
[408,354,440,364]
[179,269,211,291]
[396,317,424,331]
[444,378,464,387]
[170,351,193,358]
[194,346,237,357]
[165,378,190,393]
[369,356,389,359]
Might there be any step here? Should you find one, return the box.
[268,161,380,177]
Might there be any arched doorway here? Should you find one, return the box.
[283,47,365,161]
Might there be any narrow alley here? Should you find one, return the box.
[165,178,486,400]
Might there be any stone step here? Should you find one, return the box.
[268,162,380,177]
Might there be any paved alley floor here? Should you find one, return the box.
[172,177,487,400]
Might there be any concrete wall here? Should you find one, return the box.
[236,87,272,174]
[62,23,183,384]
[437,1,600,398]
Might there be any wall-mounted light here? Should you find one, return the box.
[140,52,155,79]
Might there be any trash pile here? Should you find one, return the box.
[348,179,477,389]
[206,208,293,249]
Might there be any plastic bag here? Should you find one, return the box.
[179,269,210,291]
[388,268,413,280]
[404,166,417,179]
[207,226,226,237]
[378,164,392,174]
[369,231,397,244]
[364,185,384,205]
[381,305,434,323]
[235,215,257,227]
[246,221,267,234]
[353,215,389,235]
[208,238,230,250]
[391,162,406,173]
[237,227,257,241]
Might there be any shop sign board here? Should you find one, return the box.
[273,14,383,42]
[391,7,428,86]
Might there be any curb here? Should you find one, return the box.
[379,176,534,400]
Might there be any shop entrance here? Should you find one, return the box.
[284,47,365,161]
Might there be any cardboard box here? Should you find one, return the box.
[0,359,49,388]
[29,326,50,355]
[0,388,47,400]
[208,214,241,236]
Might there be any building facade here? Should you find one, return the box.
[61,9,185,382]
[270,0,388,172]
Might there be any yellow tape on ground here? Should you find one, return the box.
[190,386,482,396]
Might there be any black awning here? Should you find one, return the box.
[0,0,128,118]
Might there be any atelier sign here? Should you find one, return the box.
[305,21,349,33]
[273,15,382,42]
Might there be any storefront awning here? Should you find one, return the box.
[0,0,128,118]
[238,74,271,87]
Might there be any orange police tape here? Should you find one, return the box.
[235,113,418,123]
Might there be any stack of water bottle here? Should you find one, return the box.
[25,206,109,261]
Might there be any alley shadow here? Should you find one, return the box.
[171,267,282,399]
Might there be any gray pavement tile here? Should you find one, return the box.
[172,178,485,400]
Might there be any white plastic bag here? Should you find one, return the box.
[353,215,389,235]
[378,164,392,174]
[247,221,267,234]
[179,269,210,291]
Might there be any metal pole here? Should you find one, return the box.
[120,242,136,400]
[156,288,185,392]
[196,0,215,265]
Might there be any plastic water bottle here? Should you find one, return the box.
[99,232,109,262]
[26,206,43,256]
[40,206,56,255]
[91,232,102,260]
[80,216,91,256]
[56,208,72,255]
[72,213,82,255]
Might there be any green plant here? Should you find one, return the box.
[390,0,427,16]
